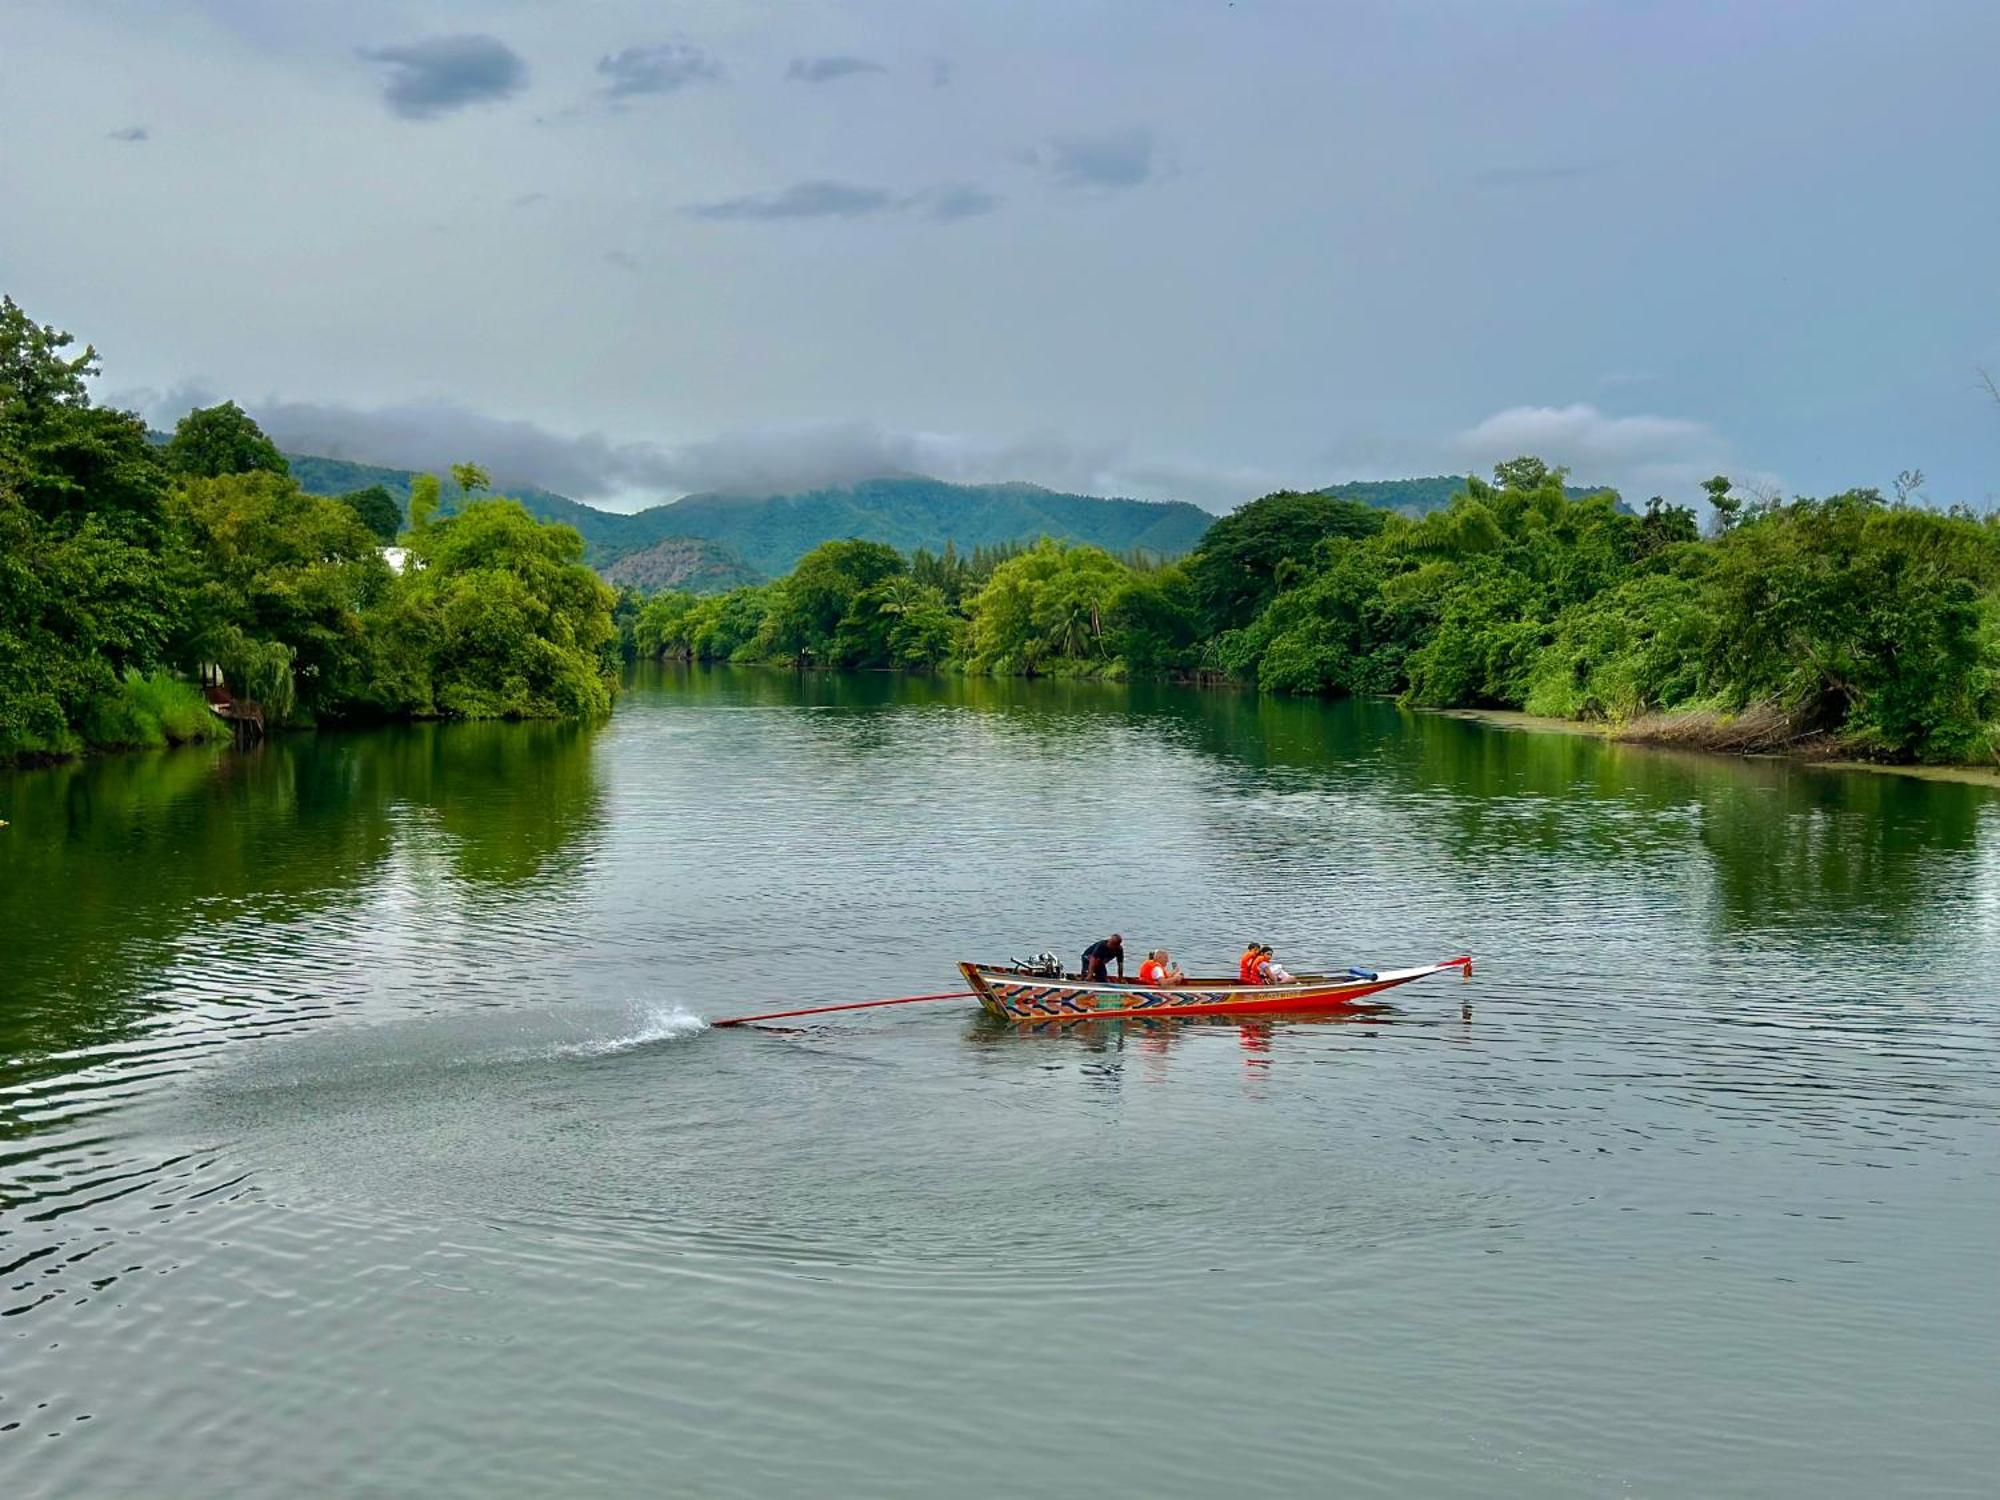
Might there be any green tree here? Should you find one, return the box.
[450,462,491,497]
[164,401,288,479]
[755,539,906,666]
[1183,490,1387,633]
[1,297,191,759]
[1703,474,1741,534]
[338,483,403,544]
[407,472,441,533]
[173,471,392,722]
[1106,564,1203,675]
[964,539,1131,675]
[633,590,701,659]
[381,498,617,720]
[873,576,961,668]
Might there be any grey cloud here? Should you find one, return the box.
[929,59,953,88]
[136,389,677,501]
[686,180,900,220]
[786,55,886,83]
[604,250,640,273]
[598,41,723,98]
[1031,127,1156,190]
[1471,159,1615,187]
[687,180,999,223]
[510,191,548,208]
[125,389,1232,507]
[359,35,527,120]
[907,183,1002,221]
[108,125,149,142]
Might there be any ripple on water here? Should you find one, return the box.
[4,679,1999,1498]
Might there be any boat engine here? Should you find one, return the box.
[1009,951,1064,978]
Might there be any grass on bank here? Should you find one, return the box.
[78,672,230,753]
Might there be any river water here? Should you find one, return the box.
[2,666,1995,1498]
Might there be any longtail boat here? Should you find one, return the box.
[958,955,1473,1023]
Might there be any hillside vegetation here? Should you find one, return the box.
[289,455,1213,577]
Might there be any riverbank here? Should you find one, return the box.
[1436,706,2000,788]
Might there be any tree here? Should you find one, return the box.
[963,539,1131,675]
[451,462,490,497]
[1,297,191,759]
[1106,565,1202,674]
[338,483,403,544]
[382,497,617,719]
[1183,490,1387,633]
[407,472,441,532]
[873,576,960,668]
[173,471,392,722]
[164,401,288,479]
[1703,474,1741,534]
[755,538,906,666]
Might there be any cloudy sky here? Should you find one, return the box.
[4,0,1996,511]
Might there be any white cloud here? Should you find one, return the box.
[1452,403,1775,504]
[120,389,1256,510]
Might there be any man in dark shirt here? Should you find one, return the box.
[1080,934,1125,981]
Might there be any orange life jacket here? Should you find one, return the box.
[1139,959,1165,985]
[1239,949,1261,984]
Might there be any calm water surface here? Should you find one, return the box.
[3,667,1996,1498]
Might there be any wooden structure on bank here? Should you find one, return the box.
[200,664,265,740]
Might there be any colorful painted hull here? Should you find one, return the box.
[959,956,1472,1022]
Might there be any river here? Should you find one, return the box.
[2,666,1995,1498]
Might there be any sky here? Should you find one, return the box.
[3,0,1997,513]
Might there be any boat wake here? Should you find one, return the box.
[557,1005,709,1058]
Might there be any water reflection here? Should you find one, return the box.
[639,665,2000,946]
[0,719,605,1120]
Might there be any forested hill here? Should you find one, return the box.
[651,478,1213,576]
[286,456,1215,577]
[1318,475,1620,515]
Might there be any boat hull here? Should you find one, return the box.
[958,957,1471,1023]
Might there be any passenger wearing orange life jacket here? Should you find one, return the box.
[1138,949,1182,986]
[1238,944,1264,984]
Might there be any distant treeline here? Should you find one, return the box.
[13,291,1996,770]
[2,297,616,764]
[631,459,2000,765]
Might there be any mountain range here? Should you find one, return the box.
[284,453,1620,595]
[287,456,1215,585]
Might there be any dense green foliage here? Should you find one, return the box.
[627,459,2000,765]
[164,401,289,479]
[1218,461,2000,763]
[378,500,618,720]
[338,483,403,543]
[631,536,1202,681]
[1185,490,1388,633]
[1,298,617,764]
